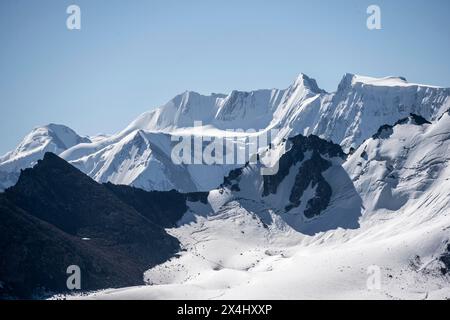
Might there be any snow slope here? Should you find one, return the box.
[64,111,450,300]
[344,112,450,214]
[67,206,450,300]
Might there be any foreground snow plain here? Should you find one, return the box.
[66,198,450,300]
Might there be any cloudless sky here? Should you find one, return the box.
[1,0,450,155]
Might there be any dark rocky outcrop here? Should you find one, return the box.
[263,135,345,198]
[286,150,333,219]
[396,113,431,126]
[220,134,347,219]
[262,135,345,218]
[372,124,394,140]
[373,113,431,140]
[440,243,450,275]
[222,165,248,192]
[105,183,208,228]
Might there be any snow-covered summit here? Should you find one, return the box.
[350,74,442,88]
[293,73,327,94]
[1,124,89,161]
[0,124,90,190]
[1,73,449,192]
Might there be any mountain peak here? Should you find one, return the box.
[18,151,88,188]
[293,73,325,94]
[336,73,356,91]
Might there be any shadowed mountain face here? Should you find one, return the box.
[0,153,196,299]
[104,183,208,229]
[372,113,432,140]
[0,196,149,298]
[263,135,346,218]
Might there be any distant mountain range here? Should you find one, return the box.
[1,74,450,299]
[1,74,449,192]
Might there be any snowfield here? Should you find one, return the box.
[64,112,450,300]
[66,196,450,300]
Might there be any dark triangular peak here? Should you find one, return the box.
[17,151,90,188]
[293,73,327,94]
[6,152,103,234]
[7,152,139,235]
[5,152,179,258]
[2,152,183,298]
[372,113,431,140]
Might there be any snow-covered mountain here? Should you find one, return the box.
[0,124,91,190]
[67,109,450,300]
[124,73,450,150]
[344,111,450,216]
[216,134,362,235]
[2,73,450,300]
[1,73,449,193]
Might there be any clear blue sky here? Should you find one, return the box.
[1,0,450,155]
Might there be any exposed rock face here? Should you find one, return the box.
[287,150,333,218]
[372,113,431,140]
[261,135,345,218]
[221,134,350,221]
[440,244,450,275]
